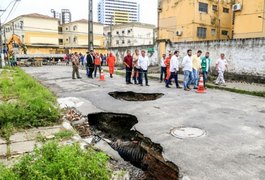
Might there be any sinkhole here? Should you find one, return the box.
[87,112,179,180]
[108,91,164,101]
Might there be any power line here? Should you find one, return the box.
[3,0,20,23]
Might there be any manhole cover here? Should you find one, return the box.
[171,127,206,139]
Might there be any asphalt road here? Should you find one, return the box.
[23,66,265,180]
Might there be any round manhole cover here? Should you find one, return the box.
[171,127,206,139]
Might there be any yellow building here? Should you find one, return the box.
[2,14,106,55]
[62,19,105,54]
[158,0,233,43]
[3,13,62,54]
[233,0,265,38]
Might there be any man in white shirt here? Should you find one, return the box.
[138,50,150,86]
[160,54,166,83]
[181,49,193,91]
[166,50,181,88]
[215,53,228,86]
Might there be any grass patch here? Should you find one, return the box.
[0,68,60,129]
[54,130,75,140]
[0,141,111,180]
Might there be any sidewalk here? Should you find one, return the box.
[102,67,265,97]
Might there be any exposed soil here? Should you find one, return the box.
[87,112,179,180]
[108,91,164,101]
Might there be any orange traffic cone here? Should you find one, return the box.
[100,70,105,81]
[196,76,206,93]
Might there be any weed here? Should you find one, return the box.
[54,130,75,140]
[0,68,60,132]
[0,141,111,180]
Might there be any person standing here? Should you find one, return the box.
[166,50,181,88]
[182,49,193,91]
[84,52,90,77]
[192,50,202,89]
[160,54,167,83]
[215,53,228,86]
[123,50,133,84]
[164,52,172,83]
[107,52,116,78]
[94,52,102,78]
[201,52,211,88]
[132,49,140,84]
[71,52,81,79]
[86,50,95,78]
[138,50,150,86]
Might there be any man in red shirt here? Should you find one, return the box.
[123,50,133,84]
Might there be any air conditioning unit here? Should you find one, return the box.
[232,4,241,11]
[176,31,182,36]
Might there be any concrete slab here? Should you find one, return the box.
[0,144,7,156]
[10,126,62,143]
[10,141,36,155]
[23,66,265,180]
[0,138,6,144]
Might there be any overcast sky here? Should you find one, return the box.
[0,0,158,25]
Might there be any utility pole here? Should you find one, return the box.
[109,15,113,48]
[0,9,6,68]
[88,0,93,51]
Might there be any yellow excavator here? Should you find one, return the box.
[7,34,27,59]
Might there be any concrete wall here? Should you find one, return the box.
[165,38,265,77]
[108,44,159,65]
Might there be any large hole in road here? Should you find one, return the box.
[108,91,164,101]
[88,112,179,180]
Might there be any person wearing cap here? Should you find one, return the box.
[107,52,116,78]
[138,50,150,86]
[94,52,102,78]
[160,53,167,83]
[166,50,181,88]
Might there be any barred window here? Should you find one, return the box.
[197,27,207,38]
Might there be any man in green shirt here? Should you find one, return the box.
[201,52,211,88]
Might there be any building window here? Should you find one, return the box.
[127,29,131,34]
[212,5,218,11]
[211,29,216,35]
[20,21,24,29]
[73,25,77,31]
[199,2,208,13]
[116,31,119,35]
[221,30,228,35]
[197,27,207,38]
[73,37,77,43]
[122,40,125,44]
[122,30,125,34]
[66,27,69,31]
[58,27,63,34]
[128,40,131,44]
[59,39,63,45]
[116,40,119,44]
[223,7,229,13]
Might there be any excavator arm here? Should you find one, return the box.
[7,34,27,58]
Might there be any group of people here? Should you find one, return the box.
[70,51,116,79]
[70,48,229,90]
[123,49,150,86]
[160,49,228,91]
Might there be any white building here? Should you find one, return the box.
[104,22,155,47]
[98,0,140,25]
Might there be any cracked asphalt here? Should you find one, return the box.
[23,66,265,180]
